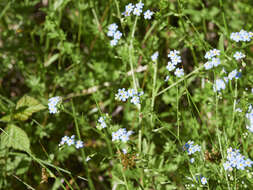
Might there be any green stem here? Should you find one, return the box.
[219,0,228,35]
[156,65,203,96]
[71,101,95,190]
[151,61,158,128]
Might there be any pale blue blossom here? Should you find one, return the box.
[174,68,184,77]
[213,79,226,92]
[144,10,153,20]
[233,52,245,60]
[151,51,158,62]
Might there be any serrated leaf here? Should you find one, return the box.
[0,124,31,152]
[14,95,46,121]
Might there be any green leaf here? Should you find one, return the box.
[44,53,59,67]
[218,34,224,53]
[14,95,46,121]
[0,124,31,152]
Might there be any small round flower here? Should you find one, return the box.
[125,3,134,14]
[61,136,69,144]
[151,51,158,62]
[113,31,122,40]
[166,62,176,71]
[190,158,195,163]
[244,159,253,167]
[138,91,144,96]
[144,10,153,20]
[130,96,140,105]
[128,88,137,97]
[165,75,170,81]
[110,39,118,46]
[112,131,120,141]
[228,70,238,80]
[201,177,207,185]
[223,161,232,171]
[230,32,241,42]
[174,68,184,77]
[107,30,115,37]
[211,57,220,67]
[204,61,213,70]
[108,23,118,32]
[213,79,226,92]
[119,91,129,102]
[75,140,84,149]
[122,148,127,154]
[204,50,213,60]
[135,2,144,9]
[171,55,182,65]
[133,7,142,16]
[168,50,180,59]
[233,52,245,60]
[211,49,220,57]
[66,138,75,146]
[120,133,130,142]
[239,30,251,42]
[49,105,58,114]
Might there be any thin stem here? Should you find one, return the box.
[151,61,158,128]
[71,100,95,190]
[129,16,139,93]
[157,65,203,96]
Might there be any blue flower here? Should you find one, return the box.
[213,79,226,92]
[174,68,184,77]
[151,51,158,62]
[211,57,220,67]
[113,31,122,40]
[204,61,213,70]
[166,62,176,71]
[133,7,142,16]
[130,96,140,105]
[75,140,84,149]
[48,96,61,114]
[108,23,118,32]
[228,69,238,80]
[144,10,153,20]
[233,51,245,60]
[201,177,207,185]
[135,2,144,9]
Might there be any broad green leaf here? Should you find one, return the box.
[0,124,31,152]
[14,95,46,121]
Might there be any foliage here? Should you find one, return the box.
[0,0,253,189]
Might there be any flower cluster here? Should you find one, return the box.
[115,88,144,105]
[230,30,253,42]
[183,141,201,155]
[107,23,122,46]
[166,50,184,77]
[59,135,84,149]
[246,105,253,133]
[48,96,61,114]
[96,114,109,130]
[223,147,253,171]
[204,49,221,70]
[112,128,133,142]
[122,2,153,20]
[213,69,241,92]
